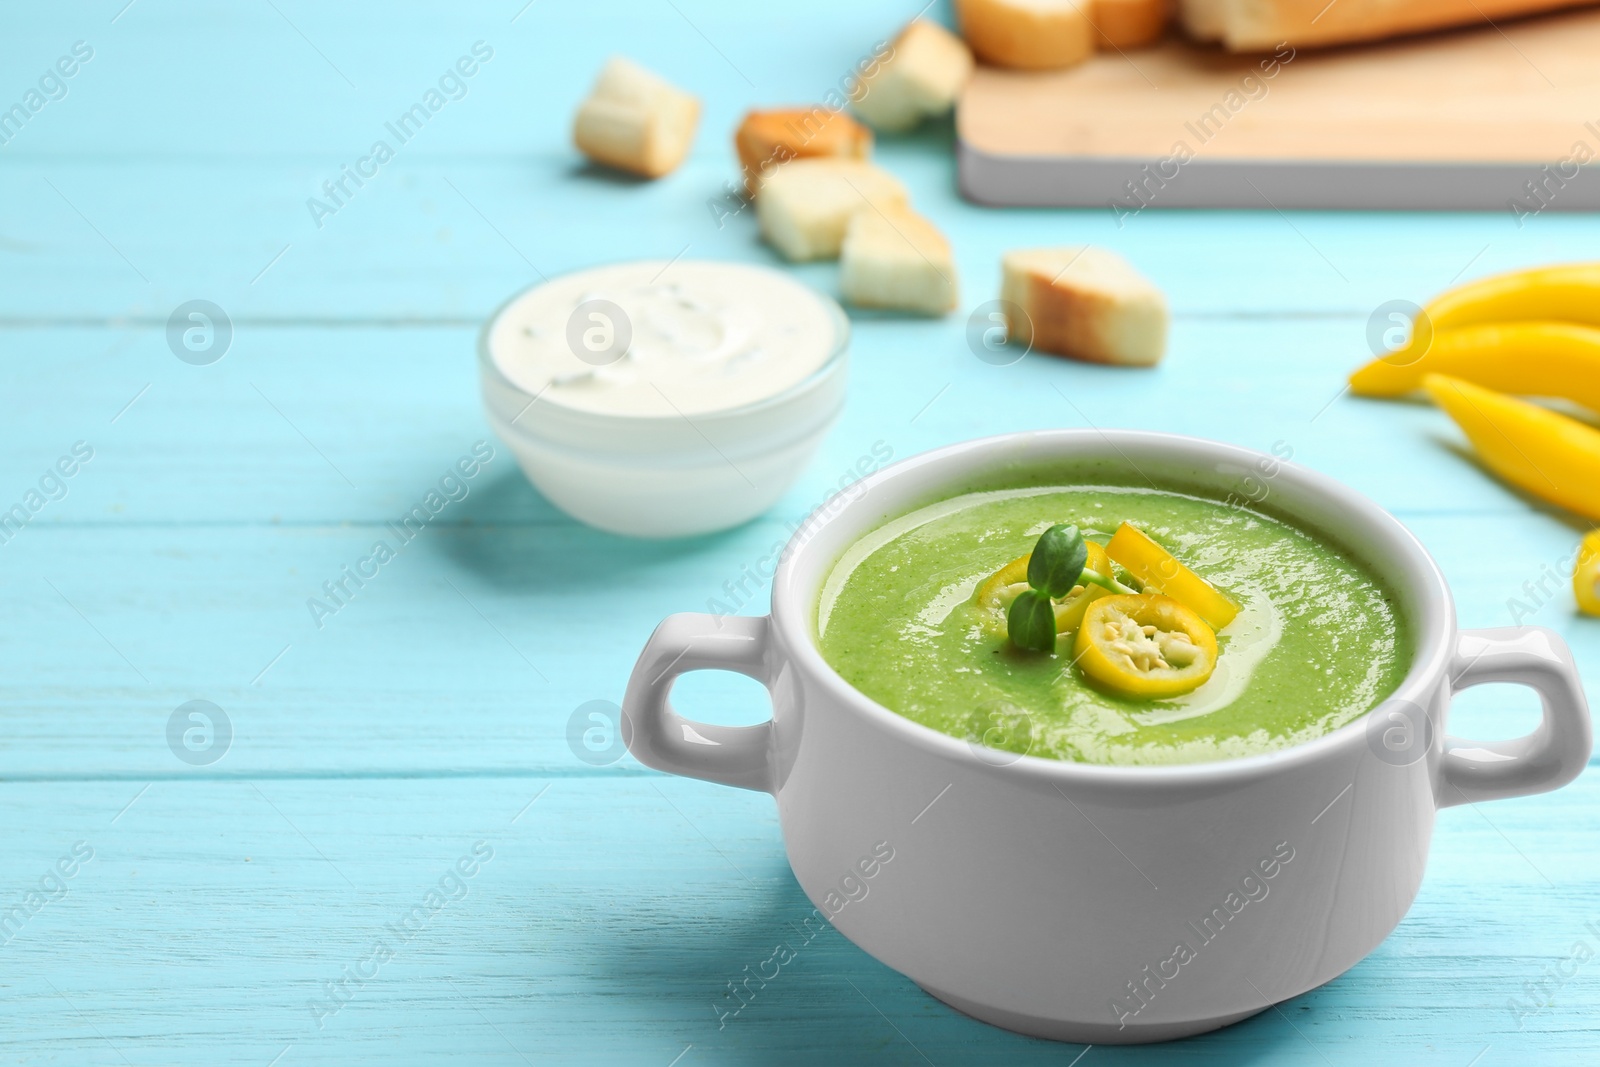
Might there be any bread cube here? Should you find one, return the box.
[1001,246,1168,366]
[955,0,1095,71]
[853,20,975,132]
[1090,0,1170,48]
[573,57,700,178]
[735,108,872,195]
[840,205,958,314]
[757,159,909,261]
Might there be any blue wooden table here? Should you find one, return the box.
[3,2,1598,1063]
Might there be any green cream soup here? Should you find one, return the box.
[815,485,1412,766]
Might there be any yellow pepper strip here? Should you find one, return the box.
[1577,531,1600,617]
[1350,321,1600,414]
[1382,262,1600,367]
[974,541,1112,638]
[1422,374,1600,522]
[1105,522,1239,631]
[1074,594,1218,698]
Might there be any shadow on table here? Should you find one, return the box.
[430,467,751,593]
[563,159,656,187]
[563,854,1319,1067]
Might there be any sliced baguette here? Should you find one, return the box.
[735,108,872,196]
[572,57,700,179]
[955,0,1096,70]
[1089,0,1170,48]
[840,205,959,314]
[853,20,975,132]
[1185,0,1594,51]
[757,159,910,261]
[1001,246,1168,366]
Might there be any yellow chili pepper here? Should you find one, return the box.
[1105,522,1239,630]
[1577,531,1600,617]
[1427,263,1600,328]
[1074,594,1217,698]
[1350,321,1600,414]
[974,541,1113,637]
[1422,374,1600,521]
[1381,263,1600,369]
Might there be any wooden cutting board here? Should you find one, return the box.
[957,7,1600,212]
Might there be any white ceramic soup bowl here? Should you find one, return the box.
[621,430,1591,1043]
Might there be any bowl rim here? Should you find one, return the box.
[477,258,851,430]
[770,429,1456,791]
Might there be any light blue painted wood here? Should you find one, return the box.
[3,777,1600,1064]
[1,0,1597,1063]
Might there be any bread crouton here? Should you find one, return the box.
[756,159,909,261]
[840,205,958,314]
[1001,246,1168,365]
[573,57,700,178]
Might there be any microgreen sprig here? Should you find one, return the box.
[1006,523,1136,653]
[1005,590,1058,653]
[1026,523,1088,598]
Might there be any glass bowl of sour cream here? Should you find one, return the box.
[479,260,850,538]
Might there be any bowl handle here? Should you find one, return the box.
[622,613,775,793]
[1437,627,1592,808]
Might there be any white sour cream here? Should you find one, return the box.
[488,260,843,418]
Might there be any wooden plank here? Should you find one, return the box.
[0,0,910,162]
[0,321,1595,776]
[0,317,1591,527]
[4,157,1600,321]
[2,774,1598,1064]
[0,509,1592,778]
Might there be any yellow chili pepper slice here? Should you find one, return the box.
[1349,321,1600,415]
[1073,594,1218,698]
[1577,531,1600,618]
[1052,574,1113,634]
[1105,522,1239,630]
[1422,374,1600,522]
[974,540,1113,637]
